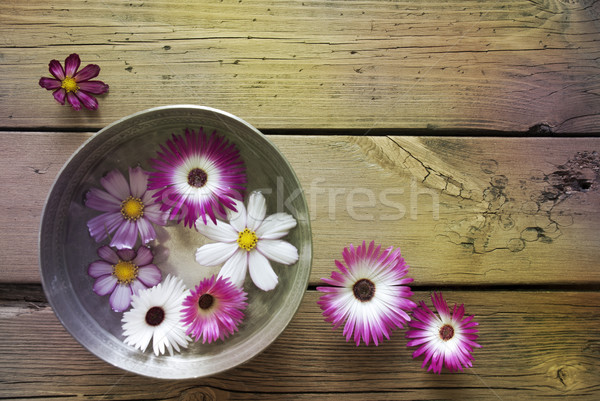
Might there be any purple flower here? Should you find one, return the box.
[406,292,481,374]
[88,245,162,312]
[38,53,109,110]
[148,128,246,228]
[317,241,416,346]
[181,275,248,344]
[85,167,169,250]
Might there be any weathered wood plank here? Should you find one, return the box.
[1,0,599,132]
[0,290,598,400]
[2,132,600,285]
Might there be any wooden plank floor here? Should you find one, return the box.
[1,0,599,399]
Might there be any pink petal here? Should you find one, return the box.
[143,203,169,226]
[88,261,113,278]
[93,274,117,296]
[87,212,122,242]
[48,59,65,80]
[116,248,136,261]
[111,220,138,249]
[109,284,132,312]
[136,218,157,244]
[39,77,61,90]
[74,63,100,81]
[129,279,147,296]
[78,80,109,94]
[132,246,153,266]
[137,264,162,287]
[52,88,66,105]
[100,169,130,200]
[97,245,119,264]
[248,251,278,291]
[128,166,149,198]
[64,53,80,77]
[85,187,121,212]
[66,91,82,110]
[76,91,99,110]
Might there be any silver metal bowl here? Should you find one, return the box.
[39,105,312,379]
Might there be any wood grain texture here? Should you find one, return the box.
[0,289,598,400]
[1,0,599,132]
[2,132,599,285]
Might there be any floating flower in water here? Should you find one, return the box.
[181,275,248,344]
[195,191,298,291]
[317,241,416,346]
[121,274,191,356]
[406,292,481,374]
[88,245,162,312]
[85,167,168,250]
[38,53,109,110]
[148,128,246,228]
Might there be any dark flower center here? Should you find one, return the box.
[198,293,214,310]
[439,324,455,341]
[187,168,208,188]
[145,306,165,326]
[352,278,375,302]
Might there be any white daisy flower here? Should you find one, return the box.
[121,274,191,356]
[195,191,299,291]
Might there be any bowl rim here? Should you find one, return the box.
[38,104,313,379]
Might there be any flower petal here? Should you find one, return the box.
[136,264,162,287]
[111,220,138,249]
[248,251,278,291]
[196,242,239,266]
[66,91,82,110]
[256,239,299,265]
[87,212,123,242]
[97,245,119,264]
[85,187,121,212]
[128,167,149,199]
[136,217,157,245]
[226,198,247,232]
[64,53,81,77]
[246,191,267,231]
[88,261,113,278]
[116,248,136,261]
[39,77,61,90]
[195,219,238,242]
[132,246,153,266]
[256,213,297,240]
[52,88,66,105]
[218,249,248,288]
[74,63,100,81]
[93,274,117,296]
[48,59,65,80]
[109,284,132,312]
[75,90,99,110]
[78,80,109,94]
[101,169,130,200]
[129,279,147,296]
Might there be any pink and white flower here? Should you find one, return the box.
[38,53,109,110]
[195,191,298,291]
[85,167,168,250]
[181,275,248,344]
[317,241,416,346]
[406,292,481,374]
[148,128,246,228]
[88,245,162,312]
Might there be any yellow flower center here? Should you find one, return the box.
[121,196,144,221]
[61,76,79,93]
[237,228,258,251]
[112,260,138,284]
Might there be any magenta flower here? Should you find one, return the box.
[148,128,246,228]
[85,167,169,250]
[39,53,109,110]
[181,275,248,344]
[317,241,416,346]
[406,292,481,374]
[88,245,162,312]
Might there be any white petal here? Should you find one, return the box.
[196,242,239,266]
[256,239,298,265]
[226,198,247,232]
[195,219,238,242]
[218,249,248,288]
[246,191,267,231]
[256,213,297,239]
[248,251,278,291]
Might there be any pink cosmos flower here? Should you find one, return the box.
[39,53,109,110]
[148,128,246,228]
[88,245,162,312]
[85,167,169,250]
[406,292,481,374]
[317,241,416,346]
[181,275,248,343]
